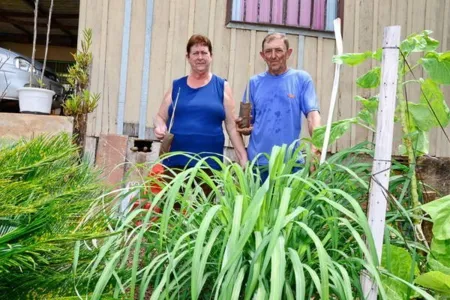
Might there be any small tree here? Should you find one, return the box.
[63,28,100,156]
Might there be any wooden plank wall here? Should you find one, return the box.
[79,0,450,157]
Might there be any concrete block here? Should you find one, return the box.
[0,113,73,140]
[84,136,98,166]
[124,138,160,182]
[96,134,128,186]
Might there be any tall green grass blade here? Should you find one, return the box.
[191,205,221,300]
[269,236,285,300]
[288,248,306,300]
[295,222,330,299]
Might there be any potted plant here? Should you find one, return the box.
[63,28,99,155]
[17,0,55,114]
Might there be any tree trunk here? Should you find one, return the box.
[74,114,87,157]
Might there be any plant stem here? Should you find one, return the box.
[30,0,39,85]
[397,63,421,224]
[40,0,53,85]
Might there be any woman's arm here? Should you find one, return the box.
[153,88,172,139]
[224,82,248,167]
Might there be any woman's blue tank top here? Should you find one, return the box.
[165,74,226,170]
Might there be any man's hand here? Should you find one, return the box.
[154,124,167,140]
[309,146,321,173]
[235,117,253,136]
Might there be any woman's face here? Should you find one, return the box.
[187,44,212,74]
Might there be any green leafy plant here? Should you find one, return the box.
[0,134,108,298]
[415,196,450,298]
[380,245,420,300]
[63,28,100,155]
[314,30,450,242]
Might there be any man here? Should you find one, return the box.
[237,33,321,175]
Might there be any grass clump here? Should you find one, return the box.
[75,142,433,299]
[0,134,109,298]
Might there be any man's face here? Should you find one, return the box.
[187,44,212,73]
[260,38,292,75]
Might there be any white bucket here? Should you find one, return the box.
[17,87,55,114]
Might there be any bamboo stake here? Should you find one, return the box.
[320,18,343,164]
[361,25,401,300]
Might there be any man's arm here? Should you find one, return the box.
[307,110,321,154]
[224,82,248,167]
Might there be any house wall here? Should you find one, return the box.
[79,0,450,157]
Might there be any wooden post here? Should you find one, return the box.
[361,25,401,299]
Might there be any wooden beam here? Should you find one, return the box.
[0,19,78,30]
[0,33,77,48]
[0,9,78,19]
[0,16,33,38]
[21,0,75,39]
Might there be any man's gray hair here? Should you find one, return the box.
[261,32,289,51]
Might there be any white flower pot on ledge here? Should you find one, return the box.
[17,87,55,114]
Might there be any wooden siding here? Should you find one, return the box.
[80,0,450,157]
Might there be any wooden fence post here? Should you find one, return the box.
[361,25,401,299]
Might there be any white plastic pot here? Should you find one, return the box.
[17,87,55,114]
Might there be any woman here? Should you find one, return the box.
[153,34,247,170]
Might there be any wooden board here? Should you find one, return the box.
[123,0,147,123]
[146,0,171,127]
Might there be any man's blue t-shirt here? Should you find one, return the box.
[244,68,319,165]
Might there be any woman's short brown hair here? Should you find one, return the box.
[186,34,213,55]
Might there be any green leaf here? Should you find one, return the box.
[400,30,440,56]
[431,239,450,269]
[405,130,429,156]
[333,51,373,66]
[419,79,450,127]
[381,245,419,300]
[372,48,382,61]
[415,271,450,295]
[356,67,381,88]
[312,118,357,148]
[355,95,379,113]
[398,144,407,156]
[429,258,450,275]
[408,103,438,131]
[357,110,374,127]
[421,51,450,84]
[421,195,450,240]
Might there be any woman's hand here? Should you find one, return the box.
[153,88,172,140]
[154,124,167,140]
